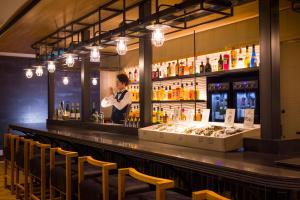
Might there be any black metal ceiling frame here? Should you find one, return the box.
[32,0,233,59]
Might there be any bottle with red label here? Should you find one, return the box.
[223,53,230,70]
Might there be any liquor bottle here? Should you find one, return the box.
[172,83,176,100]
[179,61,185,76]
[189,82,195,100]
[92,102,96,114]
[156,67,159,79]
[184,60,190,75]
[237,48,244,68]
[176,82,181,100]
[175,61,179,76]
[160,108,164,123]
[195,109,202,121]
[200,61,205,73]
[70,102,75,119]
[180,108,186,121]
[168,85,172,100]
[231,47,237,69]
[128,71,133,82]
[159,86,164,101]
[163,112,168,124]
[152,107,157,123]
[164,86,168,100]
[134,68,138,82]
[180,83,184,100]
[223,53,230,70]
[170,62,175,76]
[189,61,195,75]
[250,44,258,68]
[218,54,223,71]
[184,83,190,100]
[153,87,157,101]
[195,60,200,75]
[205,57,212,73]
[136,86,139,101]
[152,65,156,80]
[65,102,70,118]
[167,62,171,77]
[59,100,64,119]
[75,103,80,120]
[244,46,251,68]
[196,82,201,100]
[136,105,140,118]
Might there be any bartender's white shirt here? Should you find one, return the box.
[101,90,132,110]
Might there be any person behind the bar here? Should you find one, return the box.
[101,73,132,124]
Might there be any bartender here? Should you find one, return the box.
[101,73,132,124]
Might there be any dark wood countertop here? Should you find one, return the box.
[9,123,300,190]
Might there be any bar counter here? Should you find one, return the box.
[8,123,300,198]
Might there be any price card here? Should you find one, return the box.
[224,109,235,127]
[201,109,210,124]
[244,109,255,128]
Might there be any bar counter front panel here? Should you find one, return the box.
[9,123,300,200]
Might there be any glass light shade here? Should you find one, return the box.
[65,54,75,67]
[35,66,43,77]
[90,47,100,62]
[146,24,170,47]
[91,78,98,86]
[63,77,69,85]
[25,69,33,79]
[115,37,128,55]
[47,61,56,73]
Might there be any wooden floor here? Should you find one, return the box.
[0,161,17,200]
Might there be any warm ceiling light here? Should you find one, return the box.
[47,61,56,73]
[64,53,76,67]
[146,24,170,47]
[86,43,103,62]
[63,77,69,85]
[34,65,44,77]
[91,78,98,86]
[24,69,33,79]
[115,37,128,55]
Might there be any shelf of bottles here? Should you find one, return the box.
[151,44,259,124]
[56,101,81,121]
[124,66,140,125]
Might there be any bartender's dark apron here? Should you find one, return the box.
[111,90,129,124]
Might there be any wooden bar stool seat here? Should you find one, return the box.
[78,156,150,200]
[118,168,190,200]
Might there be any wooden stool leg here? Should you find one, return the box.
[10,138,15,194]
[15,166,19,198]
[4,159,8,188]
[40,148,46,200]
[24,142,29,200]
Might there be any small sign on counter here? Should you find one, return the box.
[244,109,255,128]
[225,109,235,127]
[202,109,210,124]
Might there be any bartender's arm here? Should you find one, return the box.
[101,91,132,110]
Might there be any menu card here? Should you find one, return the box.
[244,109,255,128]
[201,109,210,124]
[224,109,235,127]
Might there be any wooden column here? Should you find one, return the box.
[81,58,91,122]
[48,72,55,119]
[139,0,152,127]
[259,0,281,139]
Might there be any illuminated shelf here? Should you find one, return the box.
[152,67,259,82]
[132,101,140,104]
[152,100,206,103]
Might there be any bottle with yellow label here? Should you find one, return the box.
[168,86,172,100]
[152,107,157,123]
[189,82,195,100]
[196,82,201,100]
[180,83,184,100]
[189,61,195,75]
[160,108,164,123]
[195,109,202,121]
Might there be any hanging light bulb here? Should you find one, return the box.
[146,24,170,47]
[86,43,103,62]
[34,65,44,77]
[47,61,56,73]
[63,77,69,85]
[91,78,98,86]
[115,37,128,55]
[24,69,33,79]
[64,53,75,67]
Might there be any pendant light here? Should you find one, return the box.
[146,0,169,47]
[64,53,76,67]
[63,76,69,85]
[91,77,98,86]
[24,69,33,79]
[47,60,56,73]
[115,0,129,55]
[34,65,44,77]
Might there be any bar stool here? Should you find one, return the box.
[192,190,230,200]
[28,140,51,200]
[50,148,100,200]
[15,136,32,200]
[78,156,150,200]
[3,133,17,194]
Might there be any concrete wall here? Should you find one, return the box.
[103,8,300,138]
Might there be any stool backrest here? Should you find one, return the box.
[78,156,117,200]
[118,168,174,200]
[50,147,78,200]
[192,190,230,200]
